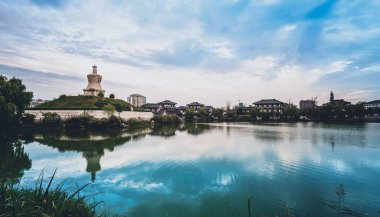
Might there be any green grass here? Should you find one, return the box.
[0,169,105,217]
[32,95,133,110]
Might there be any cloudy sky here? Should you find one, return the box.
[0,0,379,106]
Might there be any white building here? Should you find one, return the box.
[127,94,146,107]
[364,100,380,109]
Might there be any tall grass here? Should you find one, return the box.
[0,169,105,217]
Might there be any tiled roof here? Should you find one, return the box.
[159,100,177,105]
[187,102,204,106]
[253,99,284,105]
[141,103,160,108]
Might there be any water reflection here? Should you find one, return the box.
[31,129,151,181]
[0,133,32,184]
[14,123,380,216]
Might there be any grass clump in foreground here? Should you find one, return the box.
[0,169,105,217]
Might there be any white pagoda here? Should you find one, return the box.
[83,65,105,96]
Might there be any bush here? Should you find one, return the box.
[20,114,36,126]
[97,92,104,97]
[109,93,115,99]
[58,94,66,99]
[152,114,181,125]
[41,112,62,127]
[64,115,91,129]
[126,118,151,129]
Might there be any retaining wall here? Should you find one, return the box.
[25,110,153,121]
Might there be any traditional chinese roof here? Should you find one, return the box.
[187,102,204,107]
[141,103,160,108]
[176,106,188,110]
[253,99,284,105]
[158,100,177,105]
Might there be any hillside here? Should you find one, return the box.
[32,95,134,110]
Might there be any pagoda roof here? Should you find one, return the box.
[253,99,284,105]
[158,100,177,105]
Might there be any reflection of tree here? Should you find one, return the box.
[0,134,32,184]
[151,125,179,137]
[185,123,210,136]
[31,129,150,182]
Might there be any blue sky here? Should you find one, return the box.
[0,0,379,106]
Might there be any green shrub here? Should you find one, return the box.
[152,114,181,125]
[20,114,36,126]
[126,118,151,129]
[64,115,92,129]
[41,112,62,127]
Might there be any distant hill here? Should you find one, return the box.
[32,95,134,110]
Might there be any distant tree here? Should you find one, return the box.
[330,91,334,102]
[249,107,261,120]
[283,103,300,120]
[198,107,209,120]
[211,108,224,120]
[109,93,115,99]
[98,92,104,97]
[114,103,123,116]
[184,108,196,120]
[103,104,115,117]
[0,75,33,128]
[58,94,66,99]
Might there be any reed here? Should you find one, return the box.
[0,169,105,217]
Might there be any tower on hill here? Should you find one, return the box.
[83,65,105,96]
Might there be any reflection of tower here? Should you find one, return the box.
[83,150,104,182]
[83,65,105,96]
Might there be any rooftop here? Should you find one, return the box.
[158,100,177,105]
[253,99,284,105]
[141,103,160,108]
[187,102,204,106]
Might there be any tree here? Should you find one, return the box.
[98,92,104,97]
[211,108,224,120]
[283,103,300,120]
[330,91,334,102]
[198,107,209,120]
[109,93,115,99]
[249,107,260,120]
[103,104,115,117]
[0,75,33,129]
[184,108,196,120]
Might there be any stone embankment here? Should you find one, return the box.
[25,110,153,121]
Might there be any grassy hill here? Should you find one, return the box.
[32,95,134,110]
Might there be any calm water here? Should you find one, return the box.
[7,122,380,216]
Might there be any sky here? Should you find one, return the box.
[0,0,380,107]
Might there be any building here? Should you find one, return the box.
[158,100,177,108]
[364,100,380,109]
[253,99,285,113]
[141,100,177,113]
[29,99,48,108]
[127,94,146,107]
[187,102,204,109]
[141,103,160,113]
[324,99,351,106]
[83,65,105,96]
[299,100,316,110]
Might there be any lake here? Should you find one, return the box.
[5,122,380,216]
